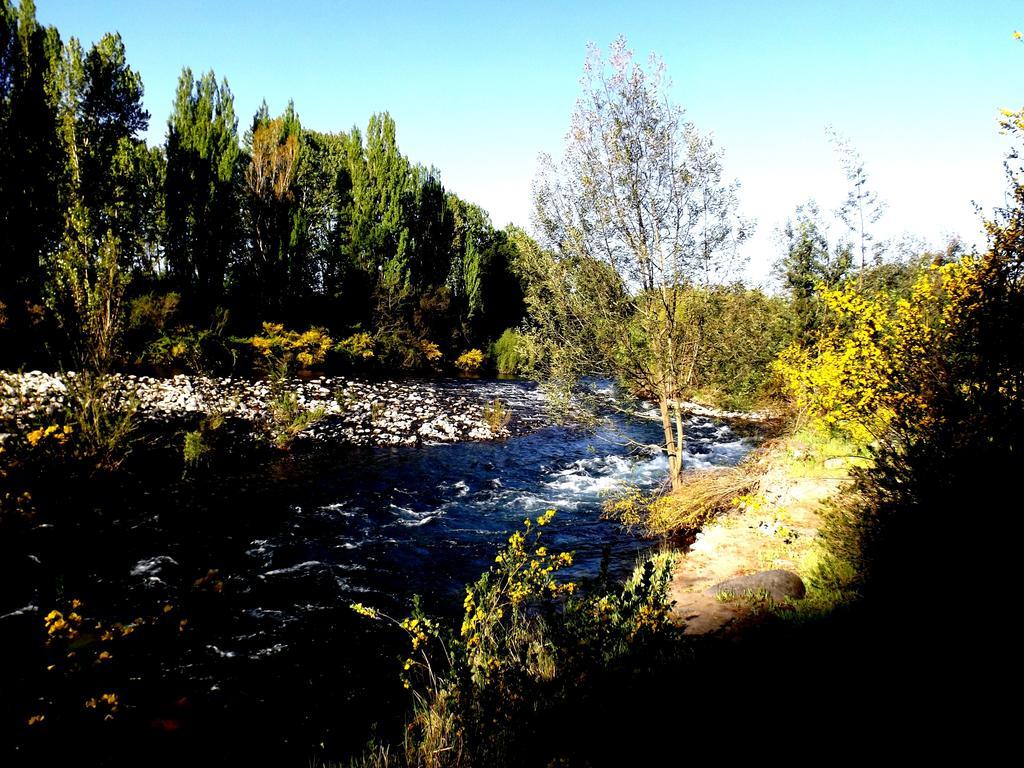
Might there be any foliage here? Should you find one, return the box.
[59,371,137,470]
[0,0,64,366]
[604,465,758,537]
[128,291,180,331]
[481,398,511,433]
[531,37,750,489]
[454,348,484,373]
[772,264,973,442]
[774,201,853,342]
[350,512,682,766]
[335,331,376,363]
[164,68,239,318]
[248,322,333,369]
[262,354,326,449]
[778,171,1024,611]
[48,219,129,373]
[490,328,530,376]
[827,127,887,276]
[182,410,223,474]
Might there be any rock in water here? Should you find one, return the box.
[705,569,806,601]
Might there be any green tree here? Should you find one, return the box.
[164,68,240,318]
[828,127,886,278]
[532,38,750,489]
[346,112,414,329]
[240,101,304,317]
[48,30,158,294]
[775,200,852,342]
[0,0,64,359]
[296,128,352,318]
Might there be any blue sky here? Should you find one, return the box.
[35,0,1024,282]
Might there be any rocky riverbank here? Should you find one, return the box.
[0,371,548,448]
[668,428,859,634]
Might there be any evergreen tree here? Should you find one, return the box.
[296,128,352,318]
[164,68,240,318]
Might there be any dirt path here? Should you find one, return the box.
[668,439,853,635]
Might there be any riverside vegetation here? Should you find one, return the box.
[2,9,1022,767]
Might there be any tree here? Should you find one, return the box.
[775,200,852,342]
[827,127,886,279]
[532,37,750,489]
[241,101,303,317]
[0,0,64,359]
[164,68,240,318]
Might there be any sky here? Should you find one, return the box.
[34,0,1024,284]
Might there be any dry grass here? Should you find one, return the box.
[645,466,759,537]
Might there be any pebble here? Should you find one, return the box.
[0,371,522,448]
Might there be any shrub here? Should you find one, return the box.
[350,512,681,765]
[491,328,538,377]
[60,372,138,471]
[249,322,333,369]
[454,349,485,373]
[335,332,376,363]
[481,399,511,433]
[128,292,180,332]
[182,411,224,474]
[604,466,757,537]
[263,355,326,449]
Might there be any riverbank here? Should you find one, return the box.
[0,371,548,448]
[668,427,866,634]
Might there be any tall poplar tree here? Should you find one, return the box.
[164,68,240,318]
[0,0,63,349]
[241,101,304,318]
[339,113,416,331]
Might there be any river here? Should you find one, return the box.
[2,378,751,763]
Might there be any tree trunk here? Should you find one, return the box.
[658,391,683,491]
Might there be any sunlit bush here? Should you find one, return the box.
[248,322,333,368]
[454,349,485,373]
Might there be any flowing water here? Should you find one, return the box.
[3,379,751,762]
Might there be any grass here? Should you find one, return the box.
[481,398,511,433]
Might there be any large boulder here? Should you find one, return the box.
[705,569,806,601]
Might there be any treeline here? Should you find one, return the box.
[0,1,526,373]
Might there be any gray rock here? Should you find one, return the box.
[705,569,806,601]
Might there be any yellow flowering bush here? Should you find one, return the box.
[25,424,73,448]
[335,331,376,361]
[418,339,443,363]
[773,260,988,443]
[454,348,485,373]
[248,322,333,368]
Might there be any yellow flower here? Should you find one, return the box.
[350,602,379,619]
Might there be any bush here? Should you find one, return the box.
[60,372,138,471]
[335,332,376,364]
[491,328,530,376]
[350,512,681,765]
[249,322,333,369]
[481,399,511,433]
[263,355,326,449]
[454,349,485,373]
[776,189,1024,612]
